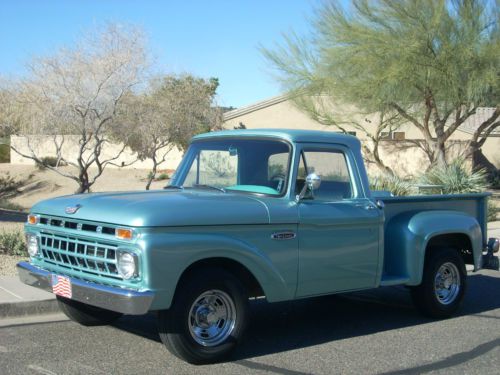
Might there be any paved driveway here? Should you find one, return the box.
[1,269,499,374]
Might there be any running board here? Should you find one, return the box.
[380,275,410,286]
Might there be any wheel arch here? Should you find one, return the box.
[387,210,483,286]
[174,257,265,301]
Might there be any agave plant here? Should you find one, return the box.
[369,174,413,196]
[419,159,488,194]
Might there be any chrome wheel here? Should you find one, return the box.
[188,289,236,347]
[434,262,461,305]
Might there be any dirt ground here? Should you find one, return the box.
[0,164,170,210]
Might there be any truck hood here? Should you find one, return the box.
[30,190,271,227]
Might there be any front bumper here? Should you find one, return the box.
[17,262,154,315]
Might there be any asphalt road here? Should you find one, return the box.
[0,209,27,222]
[1,269,499,375]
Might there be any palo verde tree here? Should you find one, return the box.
[262,0,499,168]
[123,75,222,190]
[2,23,149,193]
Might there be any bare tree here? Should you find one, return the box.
[124,75,222,190]
[3,23,149,193]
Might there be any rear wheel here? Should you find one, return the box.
[411,248,466,318]
[158,269,249,364]
[57,296,123,326]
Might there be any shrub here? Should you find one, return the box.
[0,199,24,211]
[35,156,66,170]
[488,201,499,222]
[486,170,500,189]
[157,173,169,180]
[0,231,27,256]
[419,159,488,194]
[369,174,413,196]
[0,143,9,163]
[0,174,23,199]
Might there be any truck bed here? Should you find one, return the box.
[378,193,489,286]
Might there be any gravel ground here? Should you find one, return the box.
[1,164,169,210]
[0,255,26,276]
[0,222,26,276]
[1,222,24,232]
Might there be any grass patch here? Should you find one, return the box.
[0,231,26,256]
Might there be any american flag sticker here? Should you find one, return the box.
[51,274,72,299]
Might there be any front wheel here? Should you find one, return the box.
[411,248,466,318]
[158,269,249,364]
[57,296,123,326]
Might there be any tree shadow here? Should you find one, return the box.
[111,272,500,361]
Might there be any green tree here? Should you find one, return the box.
[123,75,222,190]
[262,0,499,168]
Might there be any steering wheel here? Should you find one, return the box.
[269,173,286,193]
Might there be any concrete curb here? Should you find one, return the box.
[0,299,59,318]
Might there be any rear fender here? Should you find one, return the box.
[386,210,482,286]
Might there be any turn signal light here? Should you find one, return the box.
[115,228,134,240]
[27,214,40,225]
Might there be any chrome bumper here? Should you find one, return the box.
[17,262,154,315]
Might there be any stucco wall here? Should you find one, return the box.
[223,98,500,175]
[10,135,184,170]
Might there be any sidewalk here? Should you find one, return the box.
[0,275,59,317]
[1,221,499,319]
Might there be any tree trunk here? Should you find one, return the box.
[76,170,91,194]
[472,148,497,174]
[145,161,157,190]
[433,140,447,168]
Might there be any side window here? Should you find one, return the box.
[301,150,354,200]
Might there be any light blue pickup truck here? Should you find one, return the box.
[18,129,499,364]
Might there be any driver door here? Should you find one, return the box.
[296,144,383,297]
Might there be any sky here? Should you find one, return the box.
[0,0,321,108]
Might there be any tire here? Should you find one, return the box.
[158,268,249,365]
[57,296,123,326]
[411,248,467,319]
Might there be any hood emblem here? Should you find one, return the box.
[65,204,82,215]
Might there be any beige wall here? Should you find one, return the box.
[10,135,184,171]
[9,97,499,175]
[223,98,500,175]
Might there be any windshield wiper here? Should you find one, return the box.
[192,184,226,193]
[164,185,183,190]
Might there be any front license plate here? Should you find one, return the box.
[50,274,72,299]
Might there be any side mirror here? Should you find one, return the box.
[306,173,321,191]
[296,173,321,201]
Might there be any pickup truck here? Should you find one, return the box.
[18,129,499,364]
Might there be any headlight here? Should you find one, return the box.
[117,251,138,279]
[26,234,39,257]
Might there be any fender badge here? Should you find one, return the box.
[65,204,82,214]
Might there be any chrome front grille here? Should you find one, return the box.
[39,215,117,236]
[39,232,120,280]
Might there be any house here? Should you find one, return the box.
[223,95,499,176]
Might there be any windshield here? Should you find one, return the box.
[172,138,291,196]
